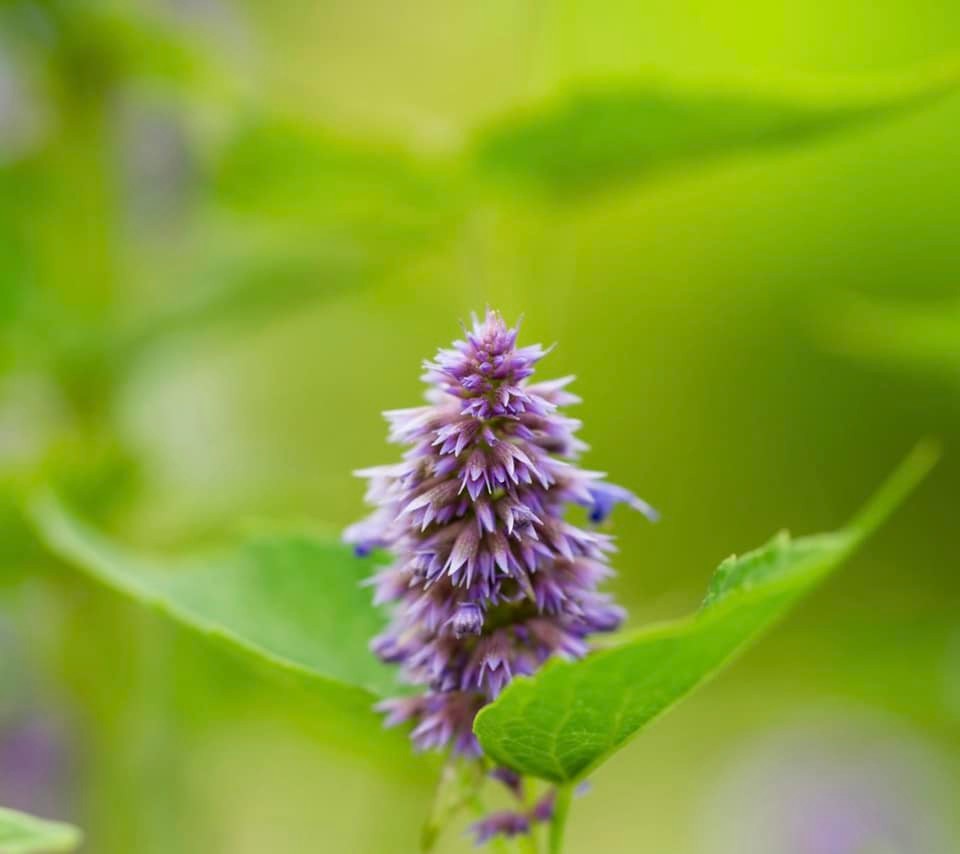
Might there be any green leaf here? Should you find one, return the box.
[5,0,226,96]
[112,117,463,358]
[472,66,960,196]
[213,117,459,249]
[819,292,960,381]
[28,496,400,701]
[474,443,938,782]
[115,240,364,360]
[0,806,81,853]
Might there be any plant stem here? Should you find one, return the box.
[548,785,573,854]
[519,829,540,854]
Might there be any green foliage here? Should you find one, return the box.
[821,292,960,380]
[0,0,218,97]
[115,243,363,359]
[29,496,401,701]
[0,806,80,854]
[0,1,957,851]
[214,118,455,238]
[472,69,960,196]
[473,443,938,782]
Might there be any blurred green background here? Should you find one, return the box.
[1,0,958,852]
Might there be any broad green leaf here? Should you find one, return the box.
[213,118,459,249]
[131,117,463,355]
[472,67,960,196]
[0,484,43,588]
[1,0,224,95]
[116,241,365,360]
[28,496,401,701]
[819,292,960,381]
[474,443,938,782]
[0,806,80,853]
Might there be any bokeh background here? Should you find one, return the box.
[1,1,959,852]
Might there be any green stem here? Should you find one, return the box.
[548,785,573,854]
[422,758,485,851]
[847,440,940,544]
[519,829,540,854]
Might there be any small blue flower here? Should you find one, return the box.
[586,481,660,524]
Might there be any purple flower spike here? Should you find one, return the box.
[345,310,654,764]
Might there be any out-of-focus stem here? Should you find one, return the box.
[422,758,486,851]
[548,785,573,854]
[519,830,540,853]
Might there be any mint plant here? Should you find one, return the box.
[29,334,937,853]
[341,309,939,850]
[344,310,656,841]
[2,9,954,844]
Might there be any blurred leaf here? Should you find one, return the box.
[0,160,45,375]
[0,806,80,853]
[1,0,224,99]
[420,760,485,852]
[0,484,43,587]
[104,117,465,358]
[212,117,460,250]
[820,293,960,381]
[29,496,402,700]
[115,231,369,360]
[473,443,938,782]
[62,5,200,89]
[125,274,346,353]
[472,67,960,196]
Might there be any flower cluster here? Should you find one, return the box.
[471,788,557,845]
[345,310,654,765]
